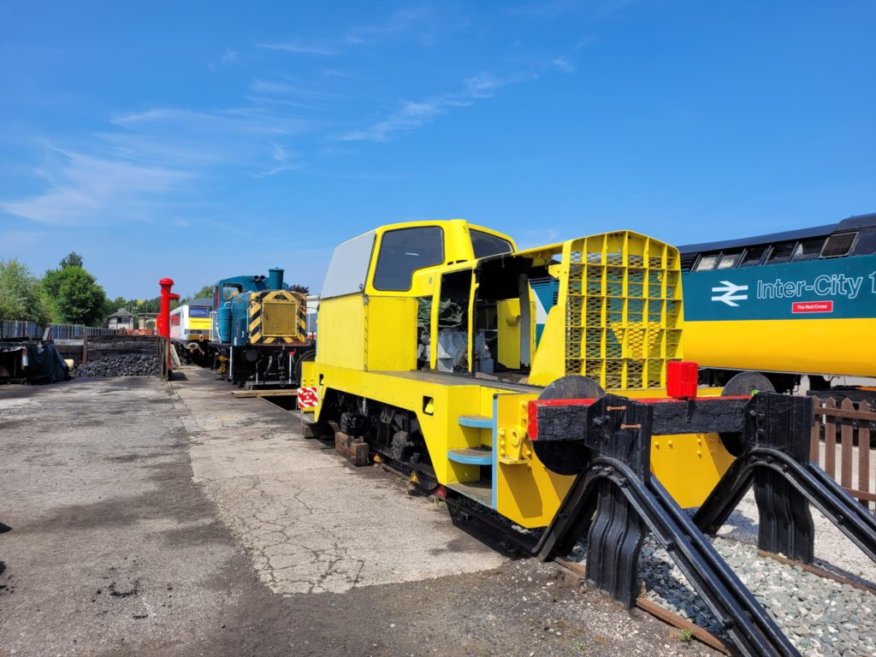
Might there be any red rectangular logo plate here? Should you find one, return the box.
[791,301,834,314]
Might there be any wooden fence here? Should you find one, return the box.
[810,397,876,509]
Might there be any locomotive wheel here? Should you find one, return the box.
[719,371,777,456]
[531,375,604,476]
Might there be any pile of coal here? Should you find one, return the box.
[73,354,159,377]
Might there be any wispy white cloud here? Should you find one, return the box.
[111,106,309,138]
[257,7,434,56]
[257,40,341,56]
[257,142,300,177]
[248,78,342,103]
[0,149,191,226]
[552,56,576,73]
[208,48,241,71]
[1,102,314,226]
[335,71,536,143]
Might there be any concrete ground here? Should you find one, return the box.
[0,368,716,657]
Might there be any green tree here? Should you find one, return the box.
[59,252,84,269]
[0,259,51,324]
[103,296,128,318]
[190,285,213,300]
[133,297,161,313]
[42,266,107,326]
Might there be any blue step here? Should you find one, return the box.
[447,447,493,466]
[458,415,493,429]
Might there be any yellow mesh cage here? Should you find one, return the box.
[565,231,682,390]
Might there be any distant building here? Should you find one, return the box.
[106,308,134,331]
[135,312,158,331]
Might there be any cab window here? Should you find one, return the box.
[222,284,242,301]
[716,251,742,269]
[693,253,719,271]
[373,226,444,291]
[471,230,513,259]
[739,245,767,267]
[821,232,857,258]
[792,238,824,261]
[767,242,795,264]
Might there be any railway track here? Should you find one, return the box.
[369,454,876,657]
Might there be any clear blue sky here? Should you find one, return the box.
[1,1,874,299]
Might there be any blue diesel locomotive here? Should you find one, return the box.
[211,268,313,388]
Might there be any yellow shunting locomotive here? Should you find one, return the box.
[302,219,734,528]
[298,219,876,657]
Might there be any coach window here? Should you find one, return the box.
[821,232,857,258]
[767,241,795,264]
[373,226,445,291]
[716,251,742,269]
[792,238,824,261]
[471,230,513,259]
[739,245,767,267]
[693,253,719,271]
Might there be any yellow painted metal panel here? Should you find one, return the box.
[528,305,565,386]
[651,433,734,508]
[494,392,733,526]
[497,298,521,369]
[684,318,876,378]
[316,296,365,369]
[188,318,211,330]
[263,299,298,337]
[365,297,419,371]
[495,393,575,528]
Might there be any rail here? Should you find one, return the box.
[810,397,876,509]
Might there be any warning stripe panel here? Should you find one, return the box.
[247,289,310,345]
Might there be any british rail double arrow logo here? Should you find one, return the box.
[711,281,749,307]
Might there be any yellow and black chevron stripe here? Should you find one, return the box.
[248,289,308,345]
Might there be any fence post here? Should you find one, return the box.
[810,398,822,463]
[823,398,837,477]
[859,400,872,510]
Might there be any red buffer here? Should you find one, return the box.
[667,361,699,399]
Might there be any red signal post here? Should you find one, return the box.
[157,277,179,338]
[157,278,179,374]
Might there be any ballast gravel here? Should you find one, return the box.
[571,506,876,657]
[73,353,159,377]
[637,537,875,657]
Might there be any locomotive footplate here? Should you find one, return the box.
[528,392,876,657]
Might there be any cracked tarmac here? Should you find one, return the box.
[176,370,506,594]
[0,368,717,657]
